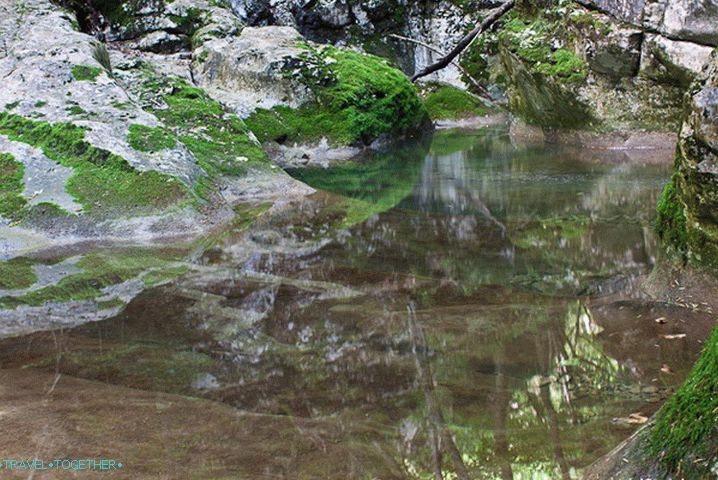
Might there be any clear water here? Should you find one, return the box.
[0,127,712,479]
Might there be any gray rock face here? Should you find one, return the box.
[582,0,718,47]
[0,0,202,186]
[666,51,718,266]
[640,34,715,87]
[585,25,643,79]
[194,26,314,116]
[578,0,646,23]
[661,0,718,47]
[229,0,476,86]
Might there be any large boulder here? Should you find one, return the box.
[657,51,718,267]
[194,26,314,116]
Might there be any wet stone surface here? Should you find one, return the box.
[0,127,714,479]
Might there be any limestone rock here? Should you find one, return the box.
[660,0,718,47]
[640,34,715,87]
[194,26,315,116]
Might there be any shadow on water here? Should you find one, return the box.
[0,126,713,479]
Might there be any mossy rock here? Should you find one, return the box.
[419,82,494,121]
[245,45,430,147]
[649,327,718,476]
[0,113,190,219]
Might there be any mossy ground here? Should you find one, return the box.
[127,124,176,153]
[245,46,429,147]
[0,113,190,218]
[0,152,27,221]
[137,75,268,183]
[419,83,493,121]
[0,257,37,290]
[649,327,718,476]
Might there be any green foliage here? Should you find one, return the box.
[0,257,37,290]
[0,113,189,216]
[656,174,688,256]
[421,83,491,120]
[71,65,103,82]
[127,124,177,153]
[246,46,429,146]
[649,327,718,476]
[0,152,27,221]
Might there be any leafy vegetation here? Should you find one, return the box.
[246,46,429,146]
[498,17,587,85]
[127,124,177,153]
[0,250,186,308]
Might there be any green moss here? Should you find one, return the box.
[534,48,587,85]
[0,152,27,221]
[499,17,587,85]
[4,101,20,111]
[127,124,177,153]
[141,77,267,177]
[66,104,88,116]
[142,265,190,287]
[246,46,429,146]
[0,257,37,290]
[421,83,492,121]
[33,101,47,108]
[656,173,688,257]
[0,250,181,308]
[649,327,718,476]
[0,113,189,216]
[71,65,103,82]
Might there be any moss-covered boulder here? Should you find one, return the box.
[657,51,718,268]
[194,26,431,165]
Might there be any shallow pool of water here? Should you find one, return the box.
[0,127,713,479]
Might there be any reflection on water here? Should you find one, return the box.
[0,127,712,479]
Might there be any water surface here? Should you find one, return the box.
[0,127,713,479]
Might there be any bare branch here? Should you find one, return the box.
[410,1,515,82]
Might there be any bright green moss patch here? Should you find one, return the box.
[246,46,429,146]
[140,77,267,177]
[649,327,718,476]
[0,113,189,216]
[127,124,176,153]
[0,152,27,221]
[71,65,103,82]
[656,174,688,257]
[499,17,587,85]
[420,83,492,121]
[0,257,37,290]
